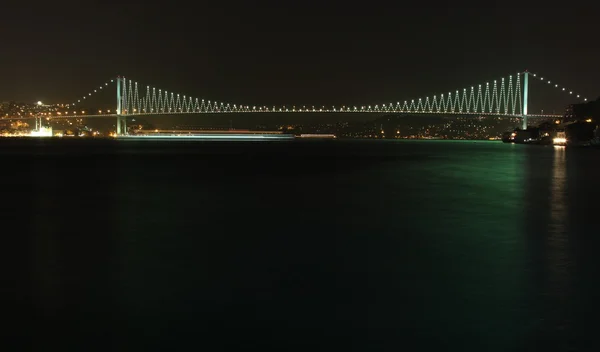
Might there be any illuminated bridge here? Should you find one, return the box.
[6,70,590,136]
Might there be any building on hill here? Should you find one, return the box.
[565,97,600,123]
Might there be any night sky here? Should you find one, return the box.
[2,1,599,113]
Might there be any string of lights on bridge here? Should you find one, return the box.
[526,71,588,102]
[48,70,589,119]
[115,74,528,116]
[68,79,117,114]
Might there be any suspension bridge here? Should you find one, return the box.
[8,70,590,136]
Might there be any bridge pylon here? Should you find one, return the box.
[522,71,529,130]
[116,76,127,136]
[116,115,127,136]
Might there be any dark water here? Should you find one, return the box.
[4,138,600,351]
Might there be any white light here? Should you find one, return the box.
[553,137,567,144]
[37,101,42,106]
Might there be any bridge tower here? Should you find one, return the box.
[116,77,126,136]
[522,71,529,130]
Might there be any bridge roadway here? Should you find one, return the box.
[0,112,562,121]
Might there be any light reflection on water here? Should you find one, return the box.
[549,146,569,265]
[550,146,567,233]
[546,146,572,341]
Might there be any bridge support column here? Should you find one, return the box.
[522,71,529,130]
[116,77,124,136]
[116,115,127,136]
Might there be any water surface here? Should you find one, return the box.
[4,139,600,351]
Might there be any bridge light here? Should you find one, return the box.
[570,91,572,94]
[562,88,565,91]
